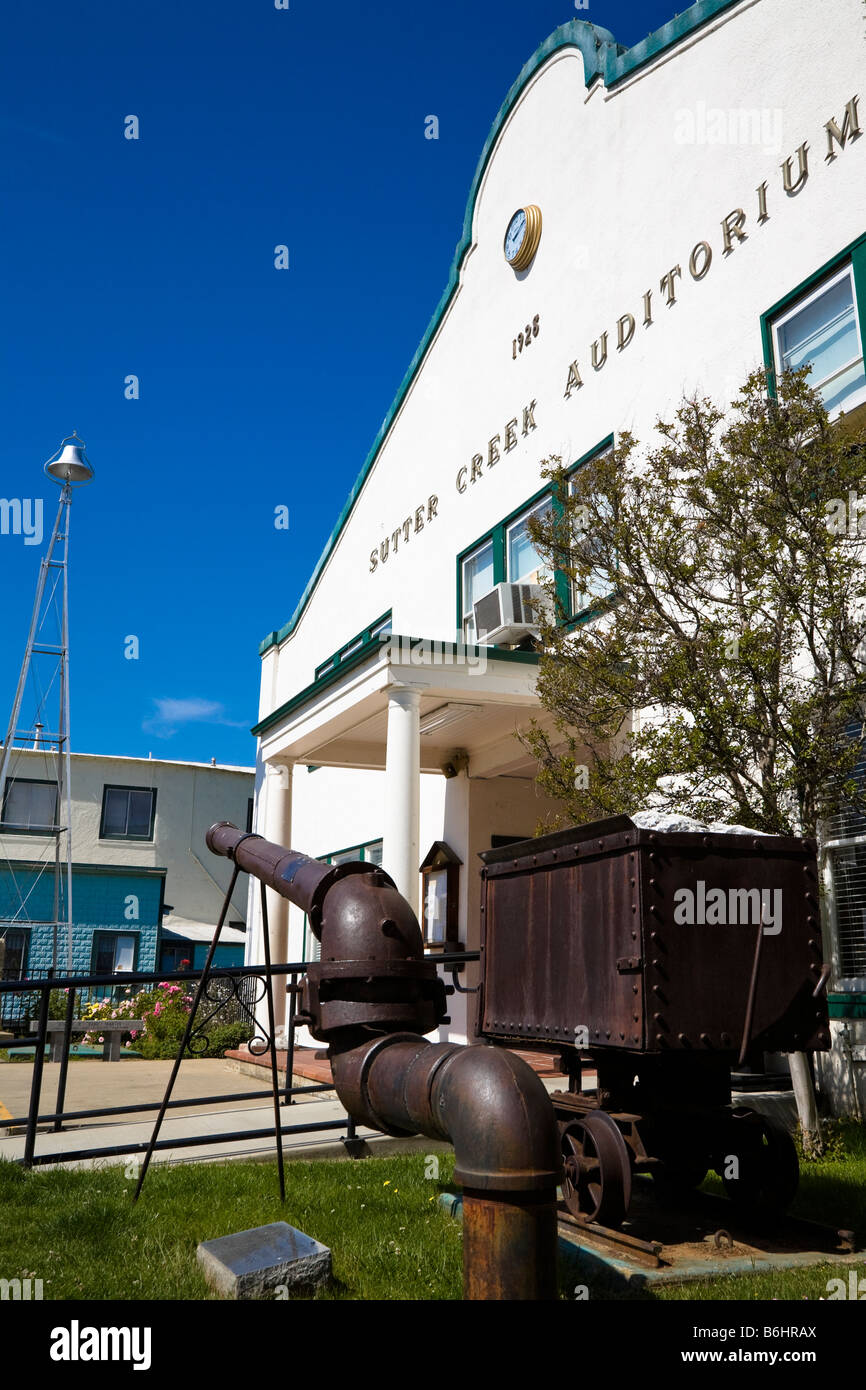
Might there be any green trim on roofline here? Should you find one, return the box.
[315,612,392,681]
[259,0,747,658]
[252,632,540,738]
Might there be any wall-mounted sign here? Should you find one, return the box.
[369,495,439,572]
[363,96,861,579]
[562,96,861,401]
[456,401,538,495]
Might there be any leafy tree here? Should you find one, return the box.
[524,368,866,841]
[523,367,866,1153]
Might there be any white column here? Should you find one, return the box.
[383,687,421,916]
[262,759,293,1029]
[244,744,267,968]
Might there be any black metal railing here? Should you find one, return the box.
[0,951,479,1171]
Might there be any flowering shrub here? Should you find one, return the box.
[81,981,252,1059]
[81,985,162,1048]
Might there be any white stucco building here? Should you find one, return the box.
[246,0,866,1103]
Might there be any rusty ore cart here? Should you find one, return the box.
[477,815,830,1228]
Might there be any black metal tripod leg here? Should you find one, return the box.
[259,881,285,1202]
[133,864,241,1201]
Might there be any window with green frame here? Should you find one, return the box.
[567,454,616,616]
[762,234,866,420]
[301,839,383,962]
[456,436,614,640]
[314,613,392,681]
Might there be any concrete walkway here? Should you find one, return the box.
[0,1057,451,1170]
[0,1057,301,1127]
[0,1056,571,1171]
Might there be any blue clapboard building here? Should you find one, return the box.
[0,861,164,978]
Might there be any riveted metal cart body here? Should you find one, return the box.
[477,815,830,1228]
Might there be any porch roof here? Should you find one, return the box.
[254,633,555,779]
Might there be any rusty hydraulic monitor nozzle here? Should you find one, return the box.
[207,820,563,1300]
[205,819,448,1043]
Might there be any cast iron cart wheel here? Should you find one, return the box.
[559,1111,633,1227]
[719,1108,799,1218]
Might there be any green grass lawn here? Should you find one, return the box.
[0,1152,465,1300]
[0,1123,864,1301]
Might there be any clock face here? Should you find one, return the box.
[503,205,541,271]
[504,209,527,264]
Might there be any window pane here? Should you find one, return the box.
[507,502,550,584]
[568,473,612,613]
[102,788,129,836]
[1,929,27,978]
[424,871,449,944]
[161,944,191,972]
[365,841,383,865]
[822,358,866,417]
[776,271,865,408]
[462,542,494,616]
[462,540,495,642]
[102,787,154,838]
[114,935,136,972]
[94,936,116,975]
[127,790,153,837]
[4,780,57,830]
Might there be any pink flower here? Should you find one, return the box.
[153,1003,162,1015]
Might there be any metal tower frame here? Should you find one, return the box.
[0,436,92,972]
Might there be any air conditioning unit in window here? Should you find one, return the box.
[473,583,551,646]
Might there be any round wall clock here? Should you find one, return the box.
[503,204,542,271]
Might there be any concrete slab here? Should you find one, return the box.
[0,1084,454,1170]
[557,1218,864,1288]
[197,1222,331,1298]
[0,1057,318,1131]
[440,1183,863,1290]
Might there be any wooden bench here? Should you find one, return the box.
[29,1018,143,1061]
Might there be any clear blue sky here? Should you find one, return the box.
[0,0,679,769]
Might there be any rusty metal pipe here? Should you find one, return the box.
[330,1034,562,1299]
[206,819,375,934]
[207,821,562,1298]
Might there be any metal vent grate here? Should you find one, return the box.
[474,589,503,638]
[829,843,866,976]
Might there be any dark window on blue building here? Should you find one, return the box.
[160,944,194,972]
[92,932,136,974]
[0,928,29,978]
